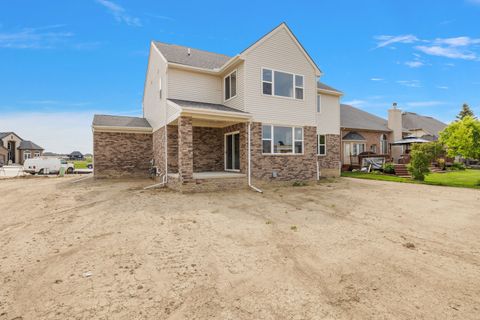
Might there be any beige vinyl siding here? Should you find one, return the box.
[316,93,340,135]
[143,43,168,131]
[168,68,222,104]
[242,27,317,126]
[222,62,245,111]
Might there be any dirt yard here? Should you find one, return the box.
[0,176,479,319]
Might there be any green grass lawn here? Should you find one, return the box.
[72,160,92,169]
[342,169,480,189]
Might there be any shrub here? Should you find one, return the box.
[476,179,480,187]
[408,145,430,181]
[450,162,466,171]
[383,162,395,174]
[437,158,446,170]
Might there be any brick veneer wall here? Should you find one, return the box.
[250,122,317,181]
[93,131,152,178]
[193,127,224,172]
[317,134,341,177]
[152,125,178,175]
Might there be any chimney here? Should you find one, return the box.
[187,48,191,56]
[388,102,403,141]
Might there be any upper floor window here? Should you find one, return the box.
[317,95,321,113]
[224,70,237,101]
[262,68,303,100]
[262,125,303,154]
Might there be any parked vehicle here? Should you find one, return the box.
[23,158,74,175]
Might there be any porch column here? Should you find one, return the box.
[178,116,193,182]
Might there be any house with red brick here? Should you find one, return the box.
[92,23,343,191]
[340,103,447,169]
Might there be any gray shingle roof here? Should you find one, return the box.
[401,112,447,137]
[18,140,43,150]
[92,115,151,128]
[153,42,231,70]
[341,104,391,131]
[342,131,366,141]
[317,82,342,94]
[168,99,249,114]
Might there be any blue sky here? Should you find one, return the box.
[1,0,480,153]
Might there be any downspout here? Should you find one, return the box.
[247,121,263,193]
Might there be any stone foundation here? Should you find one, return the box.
[93,131,152,178]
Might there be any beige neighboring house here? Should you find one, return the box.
[0,132,44,165]
[339,103,448,168]
[92,23,343,191]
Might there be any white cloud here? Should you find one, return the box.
[343,100,367,107]
[405,101,445,107]
[0,25,73,49]
[434,36,480,47]
[96,0,141,27]
[370,78,384,81]
[145,13,175,21]
[467,0,480,5]
[397,80,422,88]
[405,61,424,68]
[437,86,449,90]
[415,45,477,60]
[374,34,419,48]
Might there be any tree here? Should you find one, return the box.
[407,144,431,181]
[439,116,480,160]
[456,103,476,120]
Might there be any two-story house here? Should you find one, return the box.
[0,132,44,165]
[92,23,342,191]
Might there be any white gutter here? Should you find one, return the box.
[247,121,262,193]
[92,125,152,134]
[180,106,252,119]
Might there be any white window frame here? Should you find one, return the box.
[224,69,237,102]
[34,151,40,157]
[380,134,388,154]
[262,124,304,155]
[317,134,326,156]
[317,94,322,113]
[351,143,366,156]
[261,67,304,100]
[224,131,240,172]
[23,151,31,161]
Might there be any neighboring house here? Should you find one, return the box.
[69,151,84,160]
[92,23,343,191]
[0,132,44,165]
[339,103,448,168]
[0,145,7,165]
[340,104,392,168]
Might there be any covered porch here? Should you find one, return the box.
[162,99,251,190]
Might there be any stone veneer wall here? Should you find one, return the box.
[178,117,193,182]
[250,122,317,181]
[317,134,341,177]
[93,131,152,178]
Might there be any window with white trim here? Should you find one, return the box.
[24,151,31,161]
[317,94,321,113]
[380,134,388,154]
[317,134,326,155]
[352,143,366,156]
[262,125,303,154]
[262,68,303,100]
[224,70,237,101]
[34,151,40,157]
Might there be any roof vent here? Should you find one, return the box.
[187,48,191,56]
[393,102,398,109]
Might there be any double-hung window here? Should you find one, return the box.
[224,70,237,101]
[262,125,303,154]
[34,151,40,157]
[317,134,326,155]
[262,68,303,100]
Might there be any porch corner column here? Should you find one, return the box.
[178,116,193,182]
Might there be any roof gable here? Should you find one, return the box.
[0,132,23,142]
[401,112,447,137]
[240,23,321,76]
